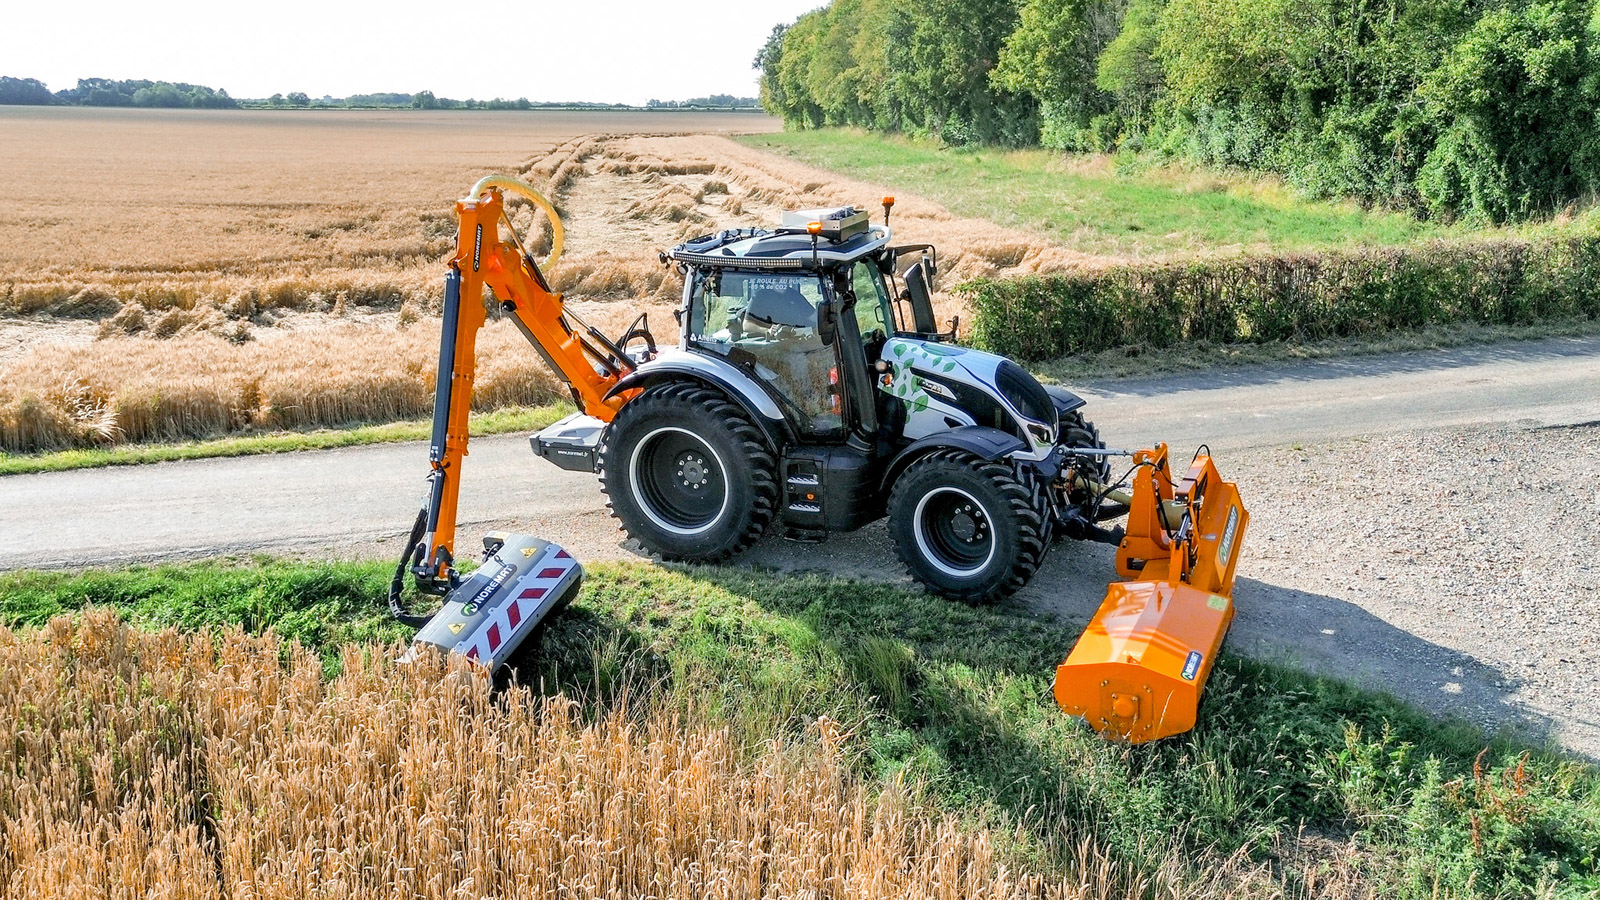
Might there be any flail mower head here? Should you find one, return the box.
[1053,444,1249,743]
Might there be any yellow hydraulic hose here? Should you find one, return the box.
[468,174,565,276]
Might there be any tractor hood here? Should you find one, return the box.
[879,338,1061,450]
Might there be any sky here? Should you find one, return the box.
[2,1,826,104]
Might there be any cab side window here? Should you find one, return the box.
[850,262,892,343]
[687,271,843,439]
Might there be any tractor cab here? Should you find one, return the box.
[667,206,943,444]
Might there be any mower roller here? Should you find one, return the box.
[390,173,1250,741]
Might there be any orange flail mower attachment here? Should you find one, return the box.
[1054,444,1249,743]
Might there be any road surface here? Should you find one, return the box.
[7,334,1596,571]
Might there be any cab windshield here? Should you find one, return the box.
[688,270,842,438]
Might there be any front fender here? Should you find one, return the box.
[880,425,1026,493]
[1044,385,1087,418]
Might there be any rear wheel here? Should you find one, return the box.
[887,449,1045,602]
[599,382,777,561]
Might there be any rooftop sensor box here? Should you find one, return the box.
[780,206,869,241]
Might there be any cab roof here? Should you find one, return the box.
[667,224,892,271]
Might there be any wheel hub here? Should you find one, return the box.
[678,453,709,490]
[948,503,987,543]
[911,487,998,578]
[628,426,730,537]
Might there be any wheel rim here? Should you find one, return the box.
[628,427,730,536]
[911,486,996,578]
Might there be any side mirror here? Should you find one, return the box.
[817,295,837,346]
[902,259,939,334]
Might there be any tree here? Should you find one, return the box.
[412,90,438,109]
[286,91,310,106]
[1095,0,1165,127]
[268,93,286,107]
[0,76,53,105]
[993,0,1122,147]
[900,0,1034,143]
[132,83,188,108]
[1417,0,1600,221]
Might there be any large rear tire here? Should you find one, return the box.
[598,382,777,561]
[887,449,1045,602]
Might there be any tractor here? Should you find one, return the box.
[533,202,1122,601]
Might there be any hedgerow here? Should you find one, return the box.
[960,236,1600,360]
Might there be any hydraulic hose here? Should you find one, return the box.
[468,174,565,275]
[389,505,436,629]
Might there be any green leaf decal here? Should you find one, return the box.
[912,395,929,413]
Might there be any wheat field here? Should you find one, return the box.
[0,610,1151,899]
[0,108,1091,453]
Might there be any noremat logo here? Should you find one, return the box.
[473,224,483,271]
[1217,506,1240,568]
[466,563,517,610]
[1181,651,1203,681]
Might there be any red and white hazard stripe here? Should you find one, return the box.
[459,546,578,667]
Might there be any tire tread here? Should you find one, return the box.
[597,382,776,562]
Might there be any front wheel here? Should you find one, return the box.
[1060,410,1111,483]
[887,449,1046,602]
[598,382,777,561]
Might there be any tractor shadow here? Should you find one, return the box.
[737,523,1577,756]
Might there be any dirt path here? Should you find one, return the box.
[6,335,1600,754]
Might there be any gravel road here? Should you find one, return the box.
[5,334,1599,753]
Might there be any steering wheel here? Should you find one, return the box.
[468,174,565,276]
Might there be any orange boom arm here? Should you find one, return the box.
[409,178,635,594]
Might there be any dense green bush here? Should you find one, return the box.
[50,77,239,109]
[761,0,1600,222]
[959,236,1600,360]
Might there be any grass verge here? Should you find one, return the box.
[0,402,573,477]
[739,130,1464,258]
[2,558,1594,898]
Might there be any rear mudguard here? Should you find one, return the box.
[879,425,1025,493]
[604,349,790,449]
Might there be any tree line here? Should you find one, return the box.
[646,95,760,108]
[756,0,1600,222]
[1,77,759,114]
[1,77,238,108]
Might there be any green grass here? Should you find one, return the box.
[740,130,1505,258]
[2,557,1595,897]
[0,402,574,477]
